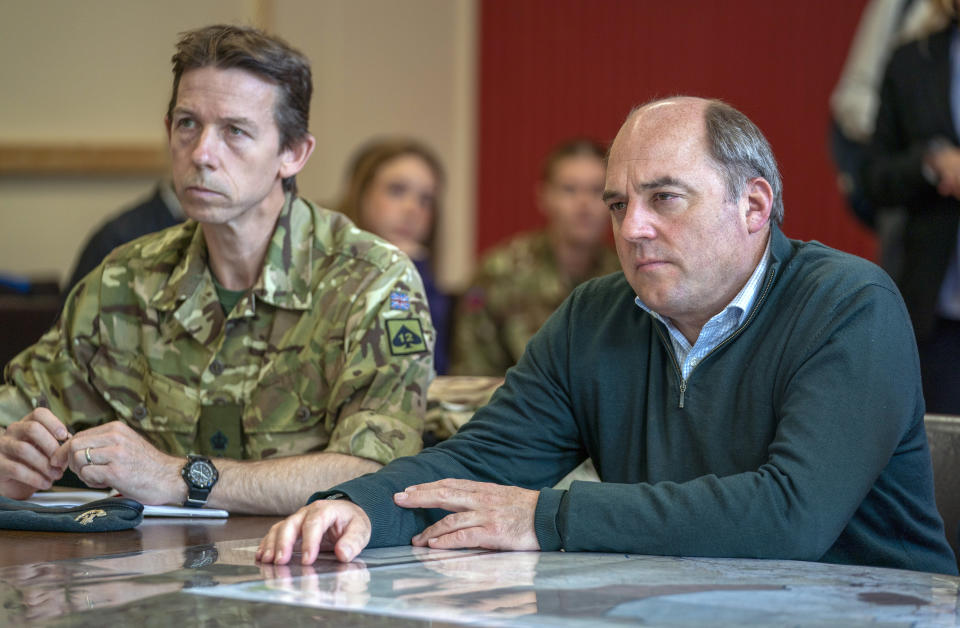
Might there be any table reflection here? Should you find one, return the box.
[257,549,542,618]
[0,537,263,623]
[2,535,959,627]
[227,548,960,626]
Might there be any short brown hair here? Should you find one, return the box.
[703,100,784,225]
[541,139,606,183]
[167,24,312,193]
[337,138,445,261]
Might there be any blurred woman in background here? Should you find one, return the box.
[337,138,453,374]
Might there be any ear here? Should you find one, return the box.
[743,177,773,234]
[164,115,172,140]
[279,133,317,180]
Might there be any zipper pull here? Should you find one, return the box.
[679,380,686,408]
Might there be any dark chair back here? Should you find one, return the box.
[925,414,960,570]
[0,294,61,369]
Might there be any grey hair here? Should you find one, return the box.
[703,99,784,225]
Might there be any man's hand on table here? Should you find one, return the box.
[257,479,540,566]
[54,420,185,506]
[397,479,540,552]
[1,412,185,505]
[257,500,373,564]
[0,408,69,499]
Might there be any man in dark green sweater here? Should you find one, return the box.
[258,97,958,575]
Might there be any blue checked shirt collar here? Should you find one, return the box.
[635,236,771,379]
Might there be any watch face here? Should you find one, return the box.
[188,461,216,488]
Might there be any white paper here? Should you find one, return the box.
[28,490,229,518]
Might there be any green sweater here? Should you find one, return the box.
[325,227,957,575]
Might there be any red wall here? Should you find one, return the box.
[477,0,876,260]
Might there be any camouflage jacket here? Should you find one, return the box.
[452,230,620,376]
[0,197,434,464]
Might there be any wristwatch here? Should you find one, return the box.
[181,455,219,508]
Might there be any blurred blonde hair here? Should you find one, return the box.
[898,0,956,44]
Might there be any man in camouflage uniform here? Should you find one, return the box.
[452,140,620,376]
[0,25,434,515]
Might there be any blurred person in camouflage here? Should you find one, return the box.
[0,25,434,515]
[451,139,620,376]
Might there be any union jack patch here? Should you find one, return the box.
[389,291,410,311]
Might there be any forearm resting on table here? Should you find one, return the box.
[207,452,382,515]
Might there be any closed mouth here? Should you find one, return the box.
[635,259,667,269]
[185,185,225,197]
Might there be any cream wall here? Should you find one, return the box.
[0,0,475,289]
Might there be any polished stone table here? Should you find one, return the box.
[1,517,958,626]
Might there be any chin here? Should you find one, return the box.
[628,279,665,303]
[181,205,212,220]
[183,206,235,225]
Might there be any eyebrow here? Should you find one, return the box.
[222,116,257,129]
[639,176,693,192]
[602,176,693,202]
[171,108,257,129]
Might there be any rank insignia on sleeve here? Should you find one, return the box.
[389,291,410,311]
[386,318,427,355]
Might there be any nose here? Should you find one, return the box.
[403,194,431,220]
[401,194,419,214]
[617,201,657,242]
[190,127,219,170]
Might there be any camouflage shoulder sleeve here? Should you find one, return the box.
[450,246,516,376]
[424,375,504,441]
[323,249,434,464]
[600,245,622,275]
[0,265,114,427]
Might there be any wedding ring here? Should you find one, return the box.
[84,447,92,465]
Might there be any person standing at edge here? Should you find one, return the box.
[258,96,956,575]
[862,0,960,415]
[0,25,434,515]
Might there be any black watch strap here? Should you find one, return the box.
[181,455,219,508]
[184,486,211,508]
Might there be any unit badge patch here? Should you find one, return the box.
[386,318,427,355]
